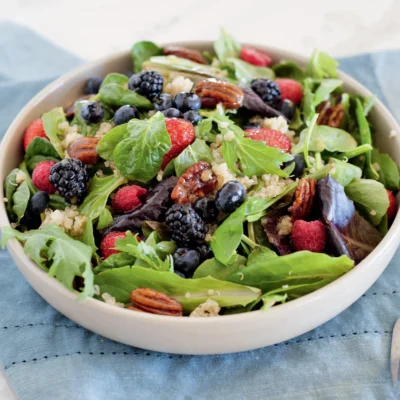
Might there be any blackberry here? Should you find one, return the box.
[193,197,219,223]
[251,78,281,108]
[173,248,201,278]
[165,204,208,247]
[49,158,90,204]
[128,70,164,100]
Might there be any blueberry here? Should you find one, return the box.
[84,77,103,95]
[183,110,202,125]
[243,123,261,130]
[161,108,182,118]
[174,270,186,279]
[154,93,174,111]
[114,105,139,125]
[80,101,104,124]
[174,92,201,112]
[21,210,41,230]
[282,153,306,179]
[197,243,213,262]
[193,197,219,223]
[173,248,201,278]
[280,99,296,121]
[215,181,246,213]
[29,191,50,214]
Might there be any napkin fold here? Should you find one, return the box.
[1,20,400,400]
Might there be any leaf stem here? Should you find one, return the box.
[315,152,323,170]
[337,144,373,160]
[304,114,319,169]
[241,234,257,249]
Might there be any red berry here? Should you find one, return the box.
[275,78,303,105]
[292,220,327,253]
[387,190,397,220]
[162,118,195,169]
[100,232,127,259]
[112,185,148,213]
[32,161,57,194]
[240,46,273,67]
[245,127,292,153]
[23,119,48,151]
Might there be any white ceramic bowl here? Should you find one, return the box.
[1,43,400,355]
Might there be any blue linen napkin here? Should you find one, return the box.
[1,20,400,400]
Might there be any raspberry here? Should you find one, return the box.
[245,127,292,153]
[292,220,326,253]
[240,46,272,67]
[100,232,127,259]
[23,119,48,151]
[32,161,57,194]
[387,190,397,220]
[162,118,195,169]
[112,185,148,213]
[275,78,303,105]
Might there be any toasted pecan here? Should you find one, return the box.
[316,101,344,128]
[194,80,244,109]
[68,136,100,165]
[163,46,208,65]
[288,177,316,221]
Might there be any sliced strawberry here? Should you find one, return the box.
[275,78,303,105]
[245,127,292,153]
[387,190,397,221]
[23,119,48,151]
[240,46,273,67]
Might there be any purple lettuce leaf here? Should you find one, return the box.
[262,211,292,255]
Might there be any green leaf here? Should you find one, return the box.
[114,112,171,182]
[345,179,389,225]
[78,174,126,220]
[100,73,129,88]
[97,207,113,230]
[355,98,379,180]
[12,181,30,222]
[213,28,241,63]
[96,123,128,161]
[93,252,136,274]
[329,158,362,186]
[18,162,37,195]
[80,218,97,253]
[131,41,163,73]
[228,58,274,84]
[372,150,400,190]
[26,155,59,173]
[174,139,213,176]
[363,95,376,116]
[94,266,261,313]
[227,251,353,296]
[292,125,357,154]
[313,79,342,106]
[1,224,94,299]
[247,246,277,265]
[4,169,19,216]
[306,49,339,79]
[193,255,247,280]
[24,137,60,161]
[49,194,69,210]
[42,107,67,158]
[302,79,315,124]
[98,83,152,109]
[272,61,305,81]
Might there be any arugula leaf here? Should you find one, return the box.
[4,169,19,216]
[78,174,126,220]
[345,179,389,225]
[213,28,241,63]
[174,139,212,176]
[272,61,305,81]
[131,41,163,73]
[306,50,339,79]
[96,123,128,161]
[114,112,171,181]
[193,255,247,280]
[355,98,379,180]
[49,194,69,210]
[1,224,94,299]
[329,158,362,186]
[228,58,274,84]
[372,150,400,190]
[227,251,353,296]
[42,107,67,158]
[292,125,357,154]
[12,180,30,222]
[94,266,261,312]
[98,83,153,109]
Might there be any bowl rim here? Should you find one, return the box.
[1,41,400,326]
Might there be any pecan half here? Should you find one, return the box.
[130,288,183,316]
[288,177,316,221]
[171,161,217,204]
[316,101,344,128]
[68,136,100,165]
[164,46,208,65]
[194,80,244,109]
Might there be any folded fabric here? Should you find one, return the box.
[1,20,400,400]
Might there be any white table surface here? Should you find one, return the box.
[1,1,400,398]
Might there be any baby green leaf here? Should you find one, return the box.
[93,252,136,274]
[5,169,19,216]
[114,112,171,181]
[372,150,400,190]
[193,255,247,280]
[12,180,30,222]
[42,107,67,158]
[94,266,261,312]
[272,61,305,81]
[214,28,241,63]
[97,207,113,230]
[329,158,362,186]
[228,58,274,84]
[25,137,60,161]
[345,179,389,225]
[96,123,128,161]
[100,73,129,88]
[131,41,163,73]
[49,194,69,210]
[313,79,342,106]
[98,83,152,109]
[174,139,212,176]
[306,49,339,79]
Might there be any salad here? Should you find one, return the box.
[2,30,398,318]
